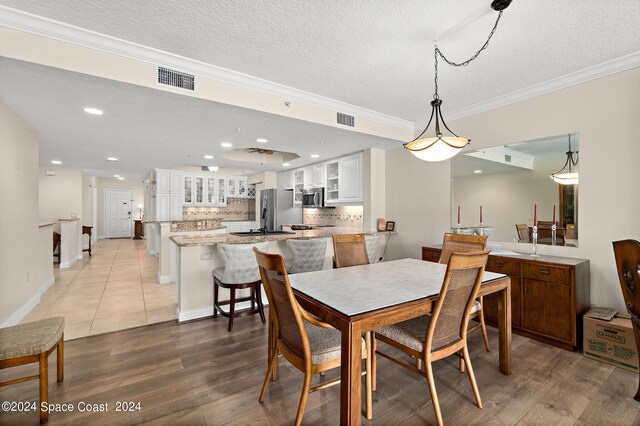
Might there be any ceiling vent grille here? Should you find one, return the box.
[505,154,512,163]
[337,112,355,127]
[157,66,195,91]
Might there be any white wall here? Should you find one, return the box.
[82,174,97,228]
[39,165,83,224]
[385,67,640,311]
[0,102,46,326]
[363,148,386,232]
[96,177,144,239]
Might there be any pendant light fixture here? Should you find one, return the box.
[550,134,579,185]
[405,0,512,162]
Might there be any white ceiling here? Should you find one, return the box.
[0,0,638,178]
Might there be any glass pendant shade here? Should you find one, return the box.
[405,136,469,162]
[550,134,578,185]
[550,172,579,185]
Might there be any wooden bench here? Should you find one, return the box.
[0,317,65,424]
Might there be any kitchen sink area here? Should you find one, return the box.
[230,230,296,236]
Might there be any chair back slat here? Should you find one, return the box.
[426,251,489,351]
[439,233,488,264]
[333,234,369,268]
[613,240,640,322]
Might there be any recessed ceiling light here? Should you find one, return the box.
[256,138,268,143]
[311,154,320,158]
[117,177,125,180]
[113,174,120,178]
[221,142,233,148]
[474,170,483,174]
[204,155,214,159]
[106,157,118,162]
[51,160,62,165]
[282,163,290,167]
[83,107,103,115]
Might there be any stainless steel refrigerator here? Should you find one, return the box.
[260,189,301,231]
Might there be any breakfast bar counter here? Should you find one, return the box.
[170,229,387,322]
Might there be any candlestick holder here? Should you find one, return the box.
[551,224,557,246]
[531,225,540,257]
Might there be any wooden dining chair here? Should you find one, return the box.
[52,232,61,264]
[373,250,490,426]
[440,233,490,353]
[515,224,530,243]
[254,248,372,424]
[332,233,369,268]
[612,239,640,401]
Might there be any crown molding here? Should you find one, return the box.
[0,5,415,132]
[448,50,640,122]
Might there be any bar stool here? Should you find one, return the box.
[213,242,268,331]
[286,238,328,274]
[365,234,379,264]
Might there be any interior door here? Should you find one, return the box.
[105,189,133,238]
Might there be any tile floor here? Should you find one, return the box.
[21,238,177,340]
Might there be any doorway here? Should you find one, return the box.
[105,189,133,238]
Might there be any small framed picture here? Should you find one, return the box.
[385,221,395,232]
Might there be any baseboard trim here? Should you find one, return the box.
[59,255,79,269]
[1,284,48,327]
[38,276,55,294]
[158,273,173,285]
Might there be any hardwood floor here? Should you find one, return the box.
[1,316,638,425]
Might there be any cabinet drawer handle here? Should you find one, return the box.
[540,268,550,274]
[496,262,504,267]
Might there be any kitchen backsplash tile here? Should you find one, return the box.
[183,198,256,220]
[303,206,363,228]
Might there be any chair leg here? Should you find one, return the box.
[459,350,465,373]
[57,336,64,382]
[228,288,236,332]
[256,283,266,324]
[372,335,377,392]
[259,347,279,403]
[462,346,483,409]
[294,371,312,426]
[39,352,48,424]
[251,287,255,310]
[425,360,443,426]
[213,281,219,318]
[365,331,372,419]
[478,307,490,352]
[416,357,422,371]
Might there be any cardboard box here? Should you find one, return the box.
[583,309,638,372]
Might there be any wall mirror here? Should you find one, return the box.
[451,133,579,247]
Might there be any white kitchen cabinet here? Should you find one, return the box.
[194,176,205,204]
[313,163,326,187]
[217,177,227,205]
[227,177,238,197]
[278,170,293,189]
[293,169,305,205]
[303,166,314,188]
[238,177,247,197]
[156,170,170,194]
[170,172,182,193]
[170,193,182,220]
[156,193,170,221]
[206,176,216,204]
[325,153,362,204]
[183,175,193,204]
[339,153,362,202]
[325,160,340,203]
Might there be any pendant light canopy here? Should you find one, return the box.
[405,0,512,162]
[550,134,579,185]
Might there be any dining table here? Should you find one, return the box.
[269,258,512,426]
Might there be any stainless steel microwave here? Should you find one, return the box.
[302,188,325,208]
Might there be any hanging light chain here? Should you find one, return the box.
[435,10,504,68]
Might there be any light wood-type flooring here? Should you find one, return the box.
[1,314,639,425]
[20,239,177,339]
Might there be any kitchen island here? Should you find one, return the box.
[169,229,389,322]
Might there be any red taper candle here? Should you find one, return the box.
[480,205,483,224]
[534,203,538,226]
[457,205,461,225]
[553,203,556,225]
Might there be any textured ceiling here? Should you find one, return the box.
[0,0,638,177]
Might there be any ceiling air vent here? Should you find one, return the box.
[504,154,512,163]
[337,112,355,127]
[157,66,195,91]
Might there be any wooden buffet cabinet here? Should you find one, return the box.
[422,247,590,351]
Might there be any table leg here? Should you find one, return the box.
[340,321,362,425]
[498,280,512,375]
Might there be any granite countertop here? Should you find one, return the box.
[170,227,379,247]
